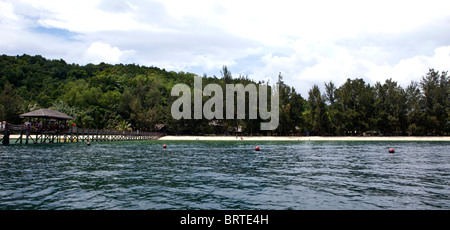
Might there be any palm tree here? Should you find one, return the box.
[117,120,132,132]
[22,102,40,113]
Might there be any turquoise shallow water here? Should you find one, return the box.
[0,140,449,209]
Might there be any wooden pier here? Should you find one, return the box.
[1,108,164,145]
[1,125,164,145]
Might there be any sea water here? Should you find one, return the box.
[0,140,449,210]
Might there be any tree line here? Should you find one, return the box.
[0,54,448,136]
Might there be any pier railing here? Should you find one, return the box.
[1,123,165,144]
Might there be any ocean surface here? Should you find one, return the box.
[0,140,449,210]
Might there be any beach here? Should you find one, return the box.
[158,135,450,141]
[3,134,449,142]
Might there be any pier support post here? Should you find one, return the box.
[2,130,10,145]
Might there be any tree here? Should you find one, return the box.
[0,82,24,124]
[220,65,233,84]
[374,79,407,135]
[117,120,132,131]
[1,54,448,136]
[420,69,449,135]
[289,88,306,135]
[405,81,425,135]
[308,85,329,135]
[275,73,306,135]
[324,81,339,135]
[334,78,375,135]
[324,81,336,105]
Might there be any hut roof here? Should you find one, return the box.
[19,109,74,120]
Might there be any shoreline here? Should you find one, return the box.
[158,135,450,141]
[3,134,449,142]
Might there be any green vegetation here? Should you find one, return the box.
[1,54,448,136]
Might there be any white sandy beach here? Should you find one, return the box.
[158,135,450,141]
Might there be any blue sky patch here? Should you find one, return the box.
[32,26,79,40]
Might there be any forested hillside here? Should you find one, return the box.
[0,54,448,136]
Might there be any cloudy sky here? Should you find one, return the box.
[1,0,450,97]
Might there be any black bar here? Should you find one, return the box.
[0,210,447,229]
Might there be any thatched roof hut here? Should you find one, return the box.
[19,109,74,120]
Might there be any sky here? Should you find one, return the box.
[1,0,450,97]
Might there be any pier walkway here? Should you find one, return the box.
[1,125,164,145]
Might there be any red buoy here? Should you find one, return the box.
[389,148,395,153]
[87,142,91,146]
[163,144,167,149]
[255,146,260,151]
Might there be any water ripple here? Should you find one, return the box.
[0,141,449,209]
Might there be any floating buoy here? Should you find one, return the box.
[163,144,167,149]
[255,146,260,151]
[389,148,395,153]
[87,142,91,146]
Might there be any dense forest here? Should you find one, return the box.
[0,54,449,136]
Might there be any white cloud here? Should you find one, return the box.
[0,1,18,24]
[153,0,450,45]
[255,43,450,97]
[17,0,161,33]
[362,46,450,86]
[84,42,135,64]
[1,0,450,98]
